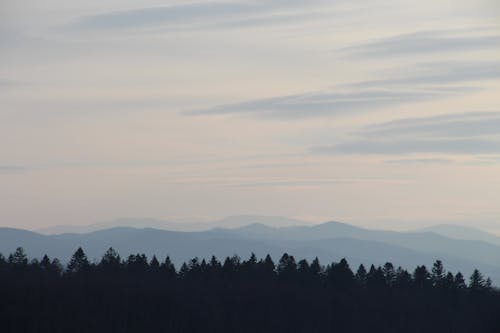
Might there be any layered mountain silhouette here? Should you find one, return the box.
[414,224,500,246]
[34,215,308,234]
[2,219,500,284]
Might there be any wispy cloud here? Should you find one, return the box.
[186,88,459,119]
[312,112,500,155]
[0,78,24,91]
[384,158,454,165]
[228,177,412,188]
[187,55,499,119]
[0,165,29,174]
[340,30,500,58]
[348,61,500,88]
[363,112,500,138]
[67,0,329,31]
[314,138,500,155]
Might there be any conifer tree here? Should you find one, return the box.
[66,247,90,274]
[469,269,486,291]
[431,260,446,288]
[8,247,28,268]
[356,264,368,287]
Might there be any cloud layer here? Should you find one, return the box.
[188,60,498,119]
[69,0,329,31]
[340,30,500,58]
[313,112,500,155]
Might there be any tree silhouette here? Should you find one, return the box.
[431,260,446,288]
[383,262,396,287]
[327,258,355,289]
[0,249,499,333]
[99,247,121,272]
[454,272,467,289]
[395,267,412,289]
[469,269,486,291]
[367,265,386,289]
[161,256,176,279]
[277,253,297,281]
[413,265,431,289]
[66,247,90,273]
[355,264,368,287]
[149,256,160,273]
[8,247,28,268]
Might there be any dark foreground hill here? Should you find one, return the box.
[1,247,499,333]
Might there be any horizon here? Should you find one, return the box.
[4,214,500,237]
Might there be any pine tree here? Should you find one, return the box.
[355,264,368,287]
[178,262,189,279]
[261,254,276,278]
[309,257,322,277]
[327,258,355,289]
[150,256,160,273]
[100,247,121,272]
[66,247,90,274]
[469,269,485,291]
[431,260,446,288]
[444,272,455,289]
[8,247,28,268]
[413,265,431,289]
[161,256,177,278]
[395,267,412,289]
[40,255,52,270]
[367,265,386,289]
[278,253,297,281]
[454,272,467,289]
[383,262,396,287]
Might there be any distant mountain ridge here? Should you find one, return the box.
[3,220,500,285]
[35,215,309,235]
[414,224,500,246]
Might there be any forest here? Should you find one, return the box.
[1,247,500,332]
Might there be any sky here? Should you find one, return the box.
[1,0,499,232]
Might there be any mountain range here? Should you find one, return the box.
[34,215,308,234]
[2,217,500,284]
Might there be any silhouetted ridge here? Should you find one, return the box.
[0,247,499,333]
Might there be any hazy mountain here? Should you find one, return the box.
[211,215,308,228]
[3,222,500,284]
[414,224,500,246]
[220,221,500,269]
[35,215,309,235]
[35,218,182,235]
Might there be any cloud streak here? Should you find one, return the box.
[312,112,500,155]
[187,55,499,119]
[340,30,500,58]
[314,138,500,155]
[348,61,500,88]
[186,88,458,119]
[68,0,329,31]
[0,165,29,174]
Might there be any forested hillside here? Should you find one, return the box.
[1,247,499,332]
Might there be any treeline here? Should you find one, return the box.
[1,247,500,332]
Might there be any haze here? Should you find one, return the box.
[1,0,499,233]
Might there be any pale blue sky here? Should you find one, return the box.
[1,0,499,232]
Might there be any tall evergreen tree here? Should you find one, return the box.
[356,264,368,287]
[454,272,467,289]
[8,247,28,268]
[413,265,431,289]
[99,247,121,272]
[383,262,396,287]
[431,260,446,288]
[161,256,177,278]
[469,269,486,291]
[66,247,90,274]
